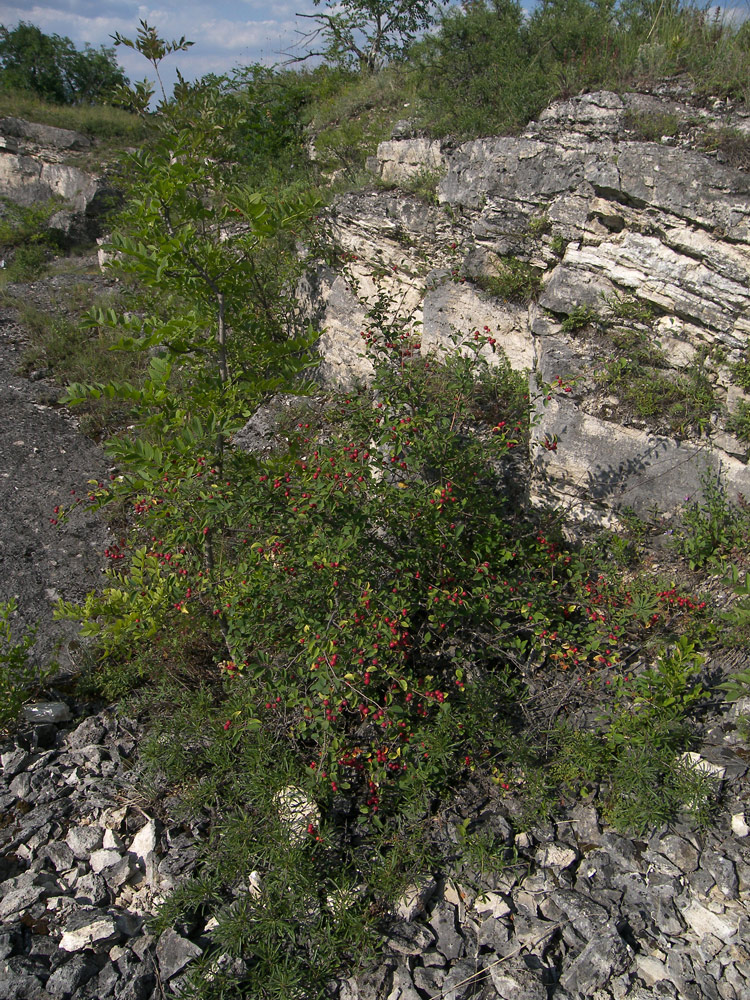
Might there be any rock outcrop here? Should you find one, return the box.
[0,118,115,244]
[307,88,750,525]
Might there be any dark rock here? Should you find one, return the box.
[413,965,446,993]
[559,927,631,995]
[45,953,98,997]
[65,826,104,860]
[489,958,547,1000]
[59,909,120,952]
[73,873,109,907]
[385,920,435,956]
[553,889,611,937]
[155,928,202,981]
[429,903,464,961]
[702,852,739,899]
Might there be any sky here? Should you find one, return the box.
[0,1,336,87]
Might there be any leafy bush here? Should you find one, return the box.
[599,356,715,435]
[674,471,747,569]
[561,304,600,333]
[0,599,47,733]
[0,198,62,280]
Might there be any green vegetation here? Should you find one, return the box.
[0,91,148,142]
[674,470,750,570]
[0,599,51,734]
[3,7,749,994]
[624,108,683,140]
[561,304,600,333]
[600,354,715,435]
[0,198,62,281]
[472,257,543,303]
[299,0,446,73]
[0,22,126,104]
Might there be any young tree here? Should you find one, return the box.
[0,22,126,103]
[60,27,320,657]
[296,0,448,72]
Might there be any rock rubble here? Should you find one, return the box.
[1,692,748,999]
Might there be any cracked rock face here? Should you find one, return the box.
[303,88,750,525]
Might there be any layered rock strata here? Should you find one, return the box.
[306,88,750,524]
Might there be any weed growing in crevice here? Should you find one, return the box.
[471,257,542,304]
[561,305,600,334]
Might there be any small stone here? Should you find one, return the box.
[731,813,749,838]
[636,954,669,986]
[128,819,157,866]
[536,842,579,869]
[103,856,137,891]
[682,900,739,940]
[156,927,203,980]
[74,873,109,906]
[102,829,124,850]
[413,966,446,994]
[656,834,699,873]
[490,960,547,1000]
[570,803,602,844]
[65,825,104,859]
[65,716,105,749]
[46,953,98,997]
[442,958,490,1000]
[273,786,320,845]
[428,903,464,961]
[554,889,610,936]
[560,928,631,995]
[386,920,435,956]
[514,831,533,849]
[0,872,61,919]
[474,891,511,919]
[89,849,123,873]
[702,853,739,899]
[59,910,120,951]
[387,964,421,1000]
[44,841,75,872]
[1,749,32,778]
[9,772,32,800]
[22,701,72,724]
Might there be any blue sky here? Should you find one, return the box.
[0,1,335,86]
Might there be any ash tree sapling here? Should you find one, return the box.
[57,27,320,657]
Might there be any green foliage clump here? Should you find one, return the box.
[624,108,682,141]
[472,257,542,303]
[302,0,446,73]
[674,471,748,569]
[0,198,62,281]
[599,355,715,436]
[0,21,126,104]
[0,599,50,733]
[561,304,600,333]
[727,400,750,447]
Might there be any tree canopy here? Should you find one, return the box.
[297,0,448,72]
[0,22,127,104]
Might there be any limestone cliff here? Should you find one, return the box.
[305,89,750,525]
